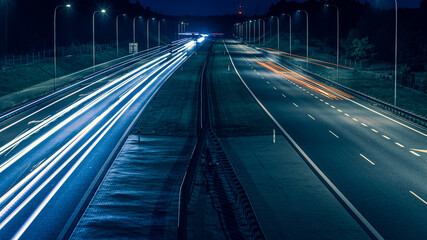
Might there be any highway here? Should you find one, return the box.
[223,39,427,240]
[0,37,204,240]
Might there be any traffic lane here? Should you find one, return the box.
[0,64,160,197]
[228,42,427,239]
[0,52,189,239]
[232,43,427,154]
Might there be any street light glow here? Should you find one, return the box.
[66,4,71,8]
[101,9,106,13]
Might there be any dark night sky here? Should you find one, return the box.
[133,0,423,16]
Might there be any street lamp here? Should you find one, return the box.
[92,9,106,71]
[116,13,126,57]
[53,4,71,91]
[147,18,155,49]
[394,0,398,106]
[158,19,165,47]
[282,13,292,58]
[271,16,280,50]
[325,4,340,82]
[133,16,142,51]
[298,10,309,68]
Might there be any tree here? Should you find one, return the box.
[351,37,376,69]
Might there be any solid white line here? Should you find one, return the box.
[410,191,427,205]
[224,40,384,240]
[410,151,421,157]
[308,114,315,120]
[382,135,390,140]
[395,142,405,148]
[371,129,378,133]
[360,154,375,165]
[293,103,299,108]
[329,130,339,138]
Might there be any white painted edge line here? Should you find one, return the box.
[224,40,384,240]
[409,191,427,205]
[360,154,375,166]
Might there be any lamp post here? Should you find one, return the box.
[271,16,280,50]
[325,4,339,82]
[53,4,71,91]
[253,20,256,45]
[116,13,126,57]
[147,18,155,49]
[298,10,309,68]
[249,20,252,45]
[257,20,261,45]
[282,13,292,57]
[394,0,398,106]
[92,9,106,71]
[245,21,248,42]
[158,19,164,47]
[133,16,142,53]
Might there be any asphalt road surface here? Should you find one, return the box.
[0,38,204,240]
[224,39,427,240]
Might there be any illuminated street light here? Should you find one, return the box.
[298,10,309,68]
[147,18,156,49]
[325,4,340,82]
[133,16,142,46]
[53,4,71,91]
[271,16,279,50]
[93,9,106,71]
[281,13,292,59]
[116,14,126,57]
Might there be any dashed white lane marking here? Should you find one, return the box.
[371,129,378,133]
[410,191,427,205]
[266,81,270,84]
[329,130,339,138]
[344,113,350,117]
[382,135,390,140]
[410,151,421,157]
[338,109,343,112]
[257,72,260,75]
[353,118,358,122]
[331,106,336,109]
[320,99,324,102]
[282,94,286,98]
[261,77,264,79]
[395,142,405,148]
[311,94,314,96]
[308,114,315,120]
[315,96,319,99]
[273,87,277,91]
[361,123,368,127]
[325,102,330,105]
[293,103,299,108]
[360,154,375,165]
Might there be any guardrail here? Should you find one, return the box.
[257,47,427,129]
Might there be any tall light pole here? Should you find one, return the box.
[249,20,252,45]
[325,4,340,82]
[116,13,126,57]
[258,20,261,45]
[133,16,142,53]
[271,16,280,50]
[147,18,155,49]
[54,4,71,91]
[262,19,266,45]
[158,19,164,47]
[93,9,106,71]
[245,21,248,42]
[298,10,309,68]
[394,0,398,106]
[282,13,292,58]
[253,20,256,44]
